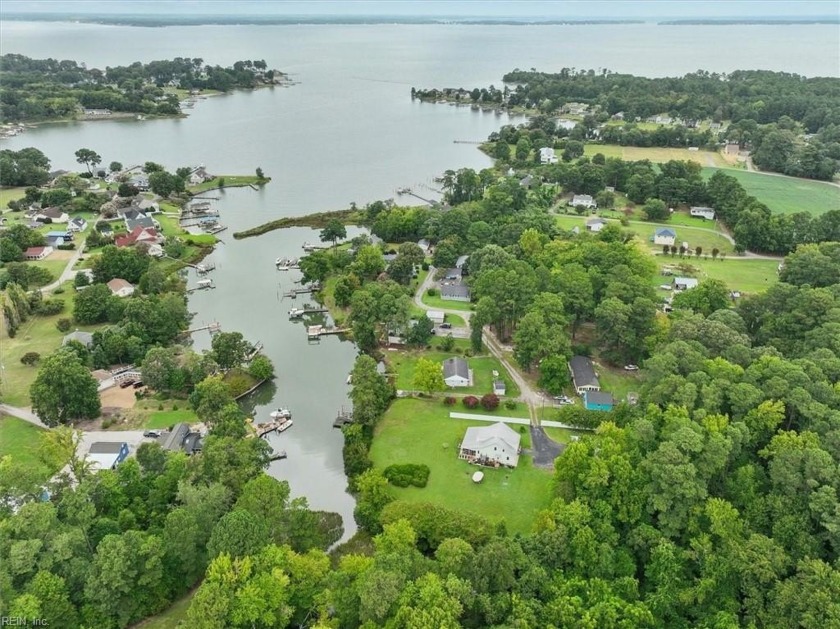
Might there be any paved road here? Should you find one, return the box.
[529,425,565,469]
[39,242,87,294]
[0,404,48,428]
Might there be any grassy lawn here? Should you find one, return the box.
[0,187,26,208]
[702,168,840,215]
[421,291,473,312]
[188,175,267,194]
[657,256,780,294]
[593,365,641,401]
[132,591,194,629]
[0,285,102,406]
[0,417,52,482]
[29,258,67,282]
[584,144,728,167]
[370,398,553,535]
[388,348,520,397]
[542,425,587,444]
[144,409,199,429]
[556,214,735,254]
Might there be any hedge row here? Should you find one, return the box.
[383,463,431,488]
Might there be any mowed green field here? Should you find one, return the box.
[370,398,554,534]
[658,257,781,294]
[585,144,729,167]
[0,417,52,481]
[0,187,26,208]
[702,168,840,215]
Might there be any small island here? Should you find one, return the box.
[0,54,290,128]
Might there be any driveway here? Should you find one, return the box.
[529,425,565,469]
[76,430,157,460]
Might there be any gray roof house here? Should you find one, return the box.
[455,255,469,269]
[121,208,146,221]
[569,355,600,394]
[63,330,94,348]
[459,422,521,468]
[493,380,506,396]
[443,357,471,387]
[160,423,191,451]
[586,217,607,232]
[440,284,471,302]
[126,216,156,231]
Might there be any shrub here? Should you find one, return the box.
[480,393,500,411]
[504,400,517,410]
[158,403,164,411]
[57,243,76,250]
[519,425,526,433]
[462,395,480,409]
[443,396,457,406]
[172,404,178,411]
[79,172,93,179]
[52,287,65,295]
[101,417,115,428]
[34,299,64,316]
[56,318,72,332]
[20,352,40,366]
[383,463,430,488]
[426,287,437,296]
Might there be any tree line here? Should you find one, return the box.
[0,54,281,123]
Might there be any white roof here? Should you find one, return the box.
[86,452,122,470]
[461,422,521,453]
[674,276,699,288]
[427,310,445,320]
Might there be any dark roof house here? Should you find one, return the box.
[160,423,190,451]
[569,355,600,393]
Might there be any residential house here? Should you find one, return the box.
[120,208,146,222]
[129,175,150,191]
[571,194,596,209]
[586,217,607,232]
[126,216,157,232]
[556,119,577,131]
[115,225,162,248]
[37,206,70,223]
[539,147,558,164]
[443,267,462,281]
[83,108,112,116]
[87,442,129,470]
[689,206,716,220]
[440,284,471,302]
[569,355,601,394]
[62,330,94,348]
[46,230,72,241]
[455,255,469,270]
[188,166,214,185]
[132,198,160,213]
[147,243,165,258]
[417,239,431,254]
[443,357,472,388]
[673,277,699,291]
[160,423,191,452]
[519,174,534,189]
[107,278,135,298]
[583,391,615,411]
[67,217,88,233]
[493,380,506,396]
[24,246,53,261]
[653,228,677,247]
[426,310,445,325]
[611,111,625,120]
[459,422,521,468]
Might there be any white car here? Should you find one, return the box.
[623,364,640,371]
[553,395,574,405]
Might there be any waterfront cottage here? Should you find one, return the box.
[443,357,472,387]
[459,422,520,468]
[654,228,677,246]
[583,391,615,411]
[115,225,162,247]
[569,355,600,394]
[126,216,157,231]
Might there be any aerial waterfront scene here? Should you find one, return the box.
[1,0,839,627]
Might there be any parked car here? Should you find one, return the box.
[439,322,452,329]
[132,381,145,389]
[143,430,161,438]
[553,395,573,405]
[119,380,135,388]
[623,364,640,371]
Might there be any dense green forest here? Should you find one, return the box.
[0,55,282,122]
[414,69,840,180]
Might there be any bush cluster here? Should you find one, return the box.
[462,395,480,409]
[480,393,500,411]
[443,396,457,406]
[383,463,430,488]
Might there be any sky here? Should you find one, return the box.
[1,0,838,18]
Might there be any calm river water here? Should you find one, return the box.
[2,21,838,540]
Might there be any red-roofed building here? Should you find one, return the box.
[24,246,54,261]
[115,225,162,248]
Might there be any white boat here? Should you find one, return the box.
[288,308,305,318]
[270,408,292,420]
[276,419,293,433]
[277,265,289,271]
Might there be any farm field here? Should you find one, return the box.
[584,144,729,167]
[370,398,553,534]
[702,168,840,215]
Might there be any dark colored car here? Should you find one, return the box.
[119,380,135,388]
[133,381,145,388]
[440,323,452,329]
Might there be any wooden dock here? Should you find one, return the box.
[289,306,329,319]
[186,321,221,334]
[256,418,292,438]
[282,283,322,299]
[308,325,349,339]
[333,407,354,428]
[302,241,328,252]
[245,341,264,361]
